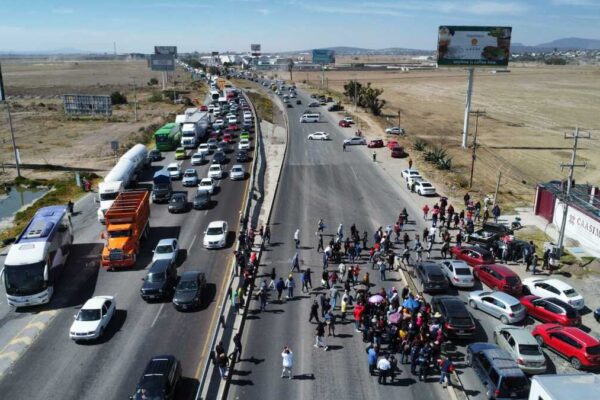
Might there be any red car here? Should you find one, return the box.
[472,264,523,296]
[226,123,238,132]
[532,323,600,370]
[520,295,581,326]
[387,140,399,150]
[391,146,407,158]
[339,120,351,128]
[368,139,384,148]
[222,133,233,143]
[200,105,208,111]
[451,245,494,267]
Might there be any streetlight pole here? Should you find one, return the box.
[468,110,485,188]
[132,77,138,122]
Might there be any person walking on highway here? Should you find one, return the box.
[309,300,320,323]
[423,204,430,221]
[263,225,271,245]
[372,150,377,162]
[367,344,379,375]
[492,204,501,223]
[258,287,268,312]
[337,223,344,241]
[317,218,325,233]
[317,234,324,253]
[439,355,455,386]
[338,262,346,283]
[314,322,328,350]
[342,142,347,152]
[325,309,336,337]
[275,277,285,301]
[232,333,243,362]
[330,286,340,310]
[294,228,300,249]
[377,355,392,385]
[290,252,300,272]
[362,231,368,249]
[379,260,387,281]
[281,347,293,379]
[285,275,296,299]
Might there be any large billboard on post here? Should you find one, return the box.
[154,46,177,56]
[312,49,335,65]
[150,54,175,71]
[437,26,512,66]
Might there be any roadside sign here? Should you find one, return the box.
[437,26,512,66]
[150,54,175,71]
[0,63,5,101]
[312,49,335,65]
[63,94,112,116]
[154,46,177,56]
[211,51,219,56]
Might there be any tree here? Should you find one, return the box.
[184,58,204,70]
[208,66,220,76]
[110,91,128,105]
[361,83,386,116]
[288,59,295,81]
[148,78,159,86]
[343,80,363,104]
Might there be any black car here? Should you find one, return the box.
[490,239,532,263]
[308,101,320,107]
[594,307,600,323]
[236,149,250,162]
[173,271,207,311]
[140,259,177,301]
[147,149,162,162]
[467,222,512,248]
[168,193,188,213]
[287,103,293,108]
[212,151,226,164]
[327,103,344,112]
[296,99,301,105]
[130,355,181,400]
[415,262,449,293]
[431,295,476,339]
[193,191,211,210]
[217,141,230,154]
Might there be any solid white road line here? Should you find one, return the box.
[189,234,198,252]
[151,303,165,328]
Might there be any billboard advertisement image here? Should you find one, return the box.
[437,26,512,66]
[312,49,335,65]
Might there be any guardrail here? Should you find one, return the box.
[195,90,263,400]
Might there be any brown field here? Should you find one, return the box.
[285,65,600,207]
[0,59,204,182]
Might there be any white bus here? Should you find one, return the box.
[2,205,73,307]
[300,113,320,123]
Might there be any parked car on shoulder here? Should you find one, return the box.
[532,323,600,370]
[414,180,436,196]
[431,295,476,339]
[308,132,331,141]
[467,222,513,248]
[522,278,584,311]
[368,139,384,148]
[493,325,547,375]
[468,290,526,324]
[472,264,522,296]
[401,168,421,181]
[520,295,581,326]
[385,126,405,135]
[343,136,367,146]
[391,146,407,158]
[338,119,351,128]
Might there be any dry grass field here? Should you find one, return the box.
[0,59,203,182]
[293,65,600,207]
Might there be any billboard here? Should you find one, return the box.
[150,54,175,71]
[154,46,177,56]
[63,95,112,117]
[312,49,335,65]
[437,26,512,66]
[250,44,261,52]
[211,51,219,56]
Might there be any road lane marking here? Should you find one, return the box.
[151,303,165,328]
[8,336,33,346]
[0,351,18,361]
[189,234,198,252]
[25,321,46,330]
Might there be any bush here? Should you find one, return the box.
[110,91,128,105]
[148,78,159,86]
[437,157,452,170]
[148,92,163,102]
[414,139,427,152]
[182,97,193,106]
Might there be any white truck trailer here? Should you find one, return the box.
[529,374,600,400]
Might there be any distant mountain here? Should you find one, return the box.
[535,38,600,50]
[0,47,97,55]
[292,46,433,55]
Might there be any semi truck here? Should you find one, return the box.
[529,374,600,400]
[151,169,172,203]
[101,190,150,270]
[180,111,210,148]
[97,144,148,223]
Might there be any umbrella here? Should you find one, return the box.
[402,297,420,311]
[353,284,368,292]
[388,312,402,324]
[369,294,385,304]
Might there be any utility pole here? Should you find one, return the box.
[353,80,358,111]
[132,77,138,122]
[468,110,485,188]
[398,109,401,128]
[493,170,502,206]
[556,127,590,256]
[0,63,21,178]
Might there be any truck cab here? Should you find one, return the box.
[152,170,172,204]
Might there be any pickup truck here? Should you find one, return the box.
[467,222,512,248]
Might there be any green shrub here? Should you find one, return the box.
[414,139,427,151]
[148,92,163,102]
[437,157,452,170]
[148,78,158,86]
[110,91,128,105]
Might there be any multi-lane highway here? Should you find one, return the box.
[0,105,254,399]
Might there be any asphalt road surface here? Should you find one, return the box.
[229,86,449,400]
[0,118,253,399]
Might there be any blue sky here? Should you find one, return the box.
[0,0,598,53]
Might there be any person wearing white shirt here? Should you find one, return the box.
[377,356,391,385]
[281,347,293,379]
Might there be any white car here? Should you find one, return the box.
[69,296,116,341]
[343,136,366,146]
[152,238,179,264]
[198,143,210,156]
[203,221,228,249]
[343,117,354,124]
[213,119,224,129]
[406,176,423,189]
[440,260,474,288]
[166,163,182,180]
[182,169,199,186]
[386,126,405,135]
[238,138,251,150]
[230,164,245,180]
[522,277,585,310]
[198,177,216,194]
[414,180,436,196]
[227,116,238,124]
[208,164,223,179]
[308,132,330,141]
[191,152,205,166]
[401,169,421,181]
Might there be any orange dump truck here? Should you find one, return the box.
[101,190,150,270]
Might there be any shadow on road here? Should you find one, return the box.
[176,376,200,400]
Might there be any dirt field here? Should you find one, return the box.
[287,65,600,207]
[0,59,204,182]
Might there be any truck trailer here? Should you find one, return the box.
[101,190,150,270]
[529,374,600,400]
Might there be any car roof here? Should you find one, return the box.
[484,264,518,276]
[143,355,176,376]
[82,296,110,309]
[498,327,538,344]
[167,162,178,168]
[156,238,176,246]
[445,260,470,268]
[419,262,443,272]
[209,164,221,169]
[483,291,520,305]
[544,297,574,309]
[540,279,572,290]
[181,271,204,280]
[184,168,195,173]
[232,164,243,169]
[207,220,226,228]
[200,178,213,183]
[149,258,173,272]
[559,327,600,345]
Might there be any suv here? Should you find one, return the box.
[473,264,523,296]
[467,343,530,400]
[532,323,600,370]
[140,259,177,301]
[131,355,181,400]
[468,222,512,248]
[415,262,449,293]
[431,295,476,339]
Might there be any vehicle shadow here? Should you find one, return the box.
[79,309,127,345]
[176,376,200,400]
[176,249,188,267]
[199,283,217,312]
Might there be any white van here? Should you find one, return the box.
[300,113,320,123]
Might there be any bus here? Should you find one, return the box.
[154,123,182,152]
[2,205,73,307]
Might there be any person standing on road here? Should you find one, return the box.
[337,223,344,241]
[330,285,340,310]
[342,142,347,152]
[232,333,243,363]
[294,228,300,249]
[318,218,325,233]
[377,355,391,385]
[301,270,309,293]
[314,322,328,350]
[367,344,379,375]
[354,302,365,332]
[338,262,346,283]
[285,275,296,299]
[281,347,293,379]
[258,287,268,312]
[423,204,430,221]
[492,204,501,223]
[379,260,386,281]
[309,300,320,323]
[290,252,300,272]
[372,150,377,162]
[275,277,285,301]
[217,352,229,380]
[362,231,368,249]
[325,309,336,337]
[317,234,324,253]
[439,355,455,385]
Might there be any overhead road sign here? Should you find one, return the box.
[437,26,512,66]
[312,49,335,65]
[150,54,175,71]
[63,94,112,117]
[154,46,177,56]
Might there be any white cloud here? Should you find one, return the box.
[257,8,271,15]
[465,2,529,15]
[51,8,75,14]
[302,4,407,16]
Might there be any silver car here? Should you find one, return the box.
[468,290,526,324]
[440,260,474,288]
[493,325,547,375]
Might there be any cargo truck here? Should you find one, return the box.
[180,111,210,148]
[101,190,150,270]
[529,374,600,400]
[151,170,172,203]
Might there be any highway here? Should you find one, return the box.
[0,111,253,399]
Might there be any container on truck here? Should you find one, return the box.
[2,206,73,307]
[151,169,172,203]
[529,374,600,400]
[101,190,150,270]
[181,112,210,148]
[97,144,148,223]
